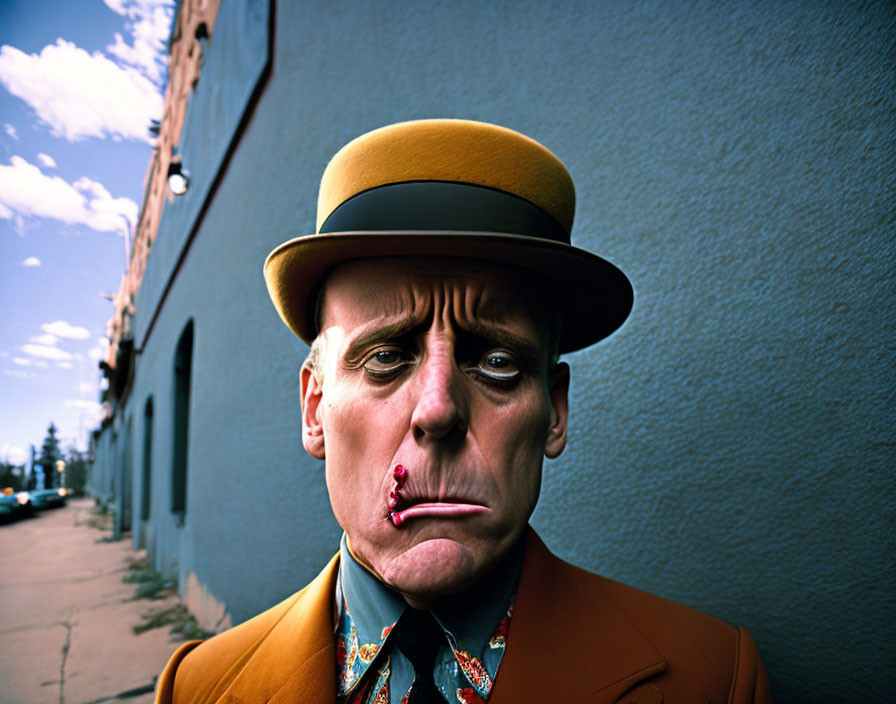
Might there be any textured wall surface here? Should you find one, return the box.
[106,1,894,701]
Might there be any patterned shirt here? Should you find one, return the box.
[335,535,522,704]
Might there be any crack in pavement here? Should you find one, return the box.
[0,566,132,588]
[0,599,127,636]
[0,622,69,636]
[58,620,72,704]
[1,501,173,702]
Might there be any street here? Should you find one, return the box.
[0,498,191,704]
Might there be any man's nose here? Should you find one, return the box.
[411,345,467,443]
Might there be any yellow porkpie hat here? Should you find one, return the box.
[264,119,632,352]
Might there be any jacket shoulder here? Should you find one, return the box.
[155,586,309,704]
[581,567,772,703]
[513,532,771,703]
[596,571,738,671]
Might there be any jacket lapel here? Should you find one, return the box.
[215,554,339,704]
[489,529,666,703]
[209,530,664,703]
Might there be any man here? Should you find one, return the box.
[156,119,771,703]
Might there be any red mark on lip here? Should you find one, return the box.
[388,464,408,527]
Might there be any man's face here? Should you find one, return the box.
[301,257,569,604]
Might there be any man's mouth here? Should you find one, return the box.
[387,464,488,527]
[389,501,489,527]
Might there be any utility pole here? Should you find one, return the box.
[28,444,36,490]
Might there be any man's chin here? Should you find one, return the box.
[377,537,482,604]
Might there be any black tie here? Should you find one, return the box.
[391,608,446,704]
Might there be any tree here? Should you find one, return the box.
[0,461,25,492]
[65,449,88,497]
[37,422,61,490]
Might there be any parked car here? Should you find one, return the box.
[28,488,68,510]
[0,490,33,522]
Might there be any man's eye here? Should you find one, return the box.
[470,350,520,382]
[362,348,409,377]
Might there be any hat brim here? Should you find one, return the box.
[263,231,633,353]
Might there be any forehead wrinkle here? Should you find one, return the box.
[324,260,541,355]
[393,273,511,334]
[324,257,524,322]
[432,274,517,328]
[342,313,426,360]
[433,280,546,368]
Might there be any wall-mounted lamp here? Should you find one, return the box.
[167,161,190,196]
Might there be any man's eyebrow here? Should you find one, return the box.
[342,317,545,368]
[343,317,422,361]
[466,322,544,369]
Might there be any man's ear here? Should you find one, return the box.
[544,362,570,459]
[300,363,326,459]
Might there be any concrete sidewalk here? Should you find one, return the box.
[0,498,193,704]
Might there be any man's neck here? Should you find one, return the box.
[342,534,524,610]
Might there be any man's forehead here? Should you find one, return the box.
[319,256,538,327]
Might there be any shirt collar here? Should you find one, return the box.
[335,533,523,699]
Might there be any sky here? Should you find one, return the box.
[0,0,175,466]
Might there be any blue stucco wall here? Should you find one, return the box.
[102,1,894,700]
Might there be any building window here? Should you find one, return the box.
[172,320,194,518]
[122,416,133,533]
[141,396,153,521]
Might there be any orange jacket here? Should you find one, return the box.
[156,529,771,703]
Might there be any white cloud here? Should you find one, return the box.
[104,0,129,14]
[22,256,41,266]
[12,354,47,368]
[36,152,57,168]
[0,443,28,465]
[0,203,12,219]
[105,1,174,85]
[0,39,164,143]
[42,320,90,340]
[0,156,137,236]
[65,399,103,413]
[3,123,17,140]
[3,369,31,378]
[30,333,58,346]
[89,345,106,362]
[74,381,95,393]
[72,176,139,231]
[56,361,73,369]
[21,343,72,361]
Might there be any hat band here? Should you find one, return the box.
[318,181,570,243]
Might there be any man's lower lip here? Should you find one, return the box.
[394,503,489,522]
